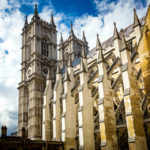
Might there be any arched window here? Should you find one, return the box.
[41,37,48,57]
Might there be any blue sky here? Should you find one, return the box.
[20,0,97,17]
[0,0,149,135]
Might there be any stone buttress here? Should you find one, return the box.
[42,70,53,141]
[77,52,95,150]
[52,64,63,140]
[61,61,77,149]
[96,35,118,150]
[120,33,148,150]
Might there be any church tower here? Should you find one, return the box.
[18,5,57,140]
[58,23,88,68]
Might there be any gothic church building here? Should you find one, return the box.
[18,4,150,150]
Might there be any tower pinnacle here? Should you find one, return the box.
[113,22,120,40]
[25,15,28,26]
[80,57,87,73]
[60,32,63,44]
[121,33,127,50]
[50,12,56,27]
[82,31,87,43]
[133,8,141,28]
[96,34,104,63]
[96,34,102,51]
[33,4,40,19]
[70,22,75,37]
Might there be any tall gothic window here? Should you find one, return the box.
[41,37,48,57]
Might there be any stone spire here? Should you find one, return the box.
[96,34,102,51]
[56,63,61,74]
[25,15,28,26]
[70,22,75,37]
[82,31,87,43]
[80,57,87,73]
[33,4,40,19]
[68,57,73,68]
[64,67,71,82]
[133,8,141,28]
[50,12,56,27]
[60,32,63,44]
[96,34,104,63]
[121,33,127,50]
[113,22,120,40]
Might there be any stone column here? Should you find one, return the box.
[97,35,118,150]
[120,34,147,150]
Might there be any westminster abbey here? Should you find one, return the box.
[17,4,150,150]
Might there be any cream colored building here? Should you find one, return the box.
[18,4,150,150]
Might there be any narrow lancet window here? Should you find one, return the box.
[41,37,48,57]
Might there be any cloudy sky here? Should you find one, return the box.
[0,0,149,135]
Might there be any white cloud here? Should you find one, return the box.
[0,0,24,135]
[0,0,149,135]
[71,0,148,49]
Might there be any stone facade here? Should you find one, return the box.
[18,4,150,150]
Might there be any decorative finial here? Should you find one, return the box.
[32,4,40,19]
[113,22,120,40]
[60,32,63,44]
[25,15,28,26]
[50,12,56,27]
[96,34,104,63]
[82,30,87,43]
[121,33,127,50]
[133,8,141,28]
[70,21,74,36]
[80,57,87,73]
[96,34,102,51]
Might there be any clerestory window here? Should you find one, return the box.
[41,37,48,57]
